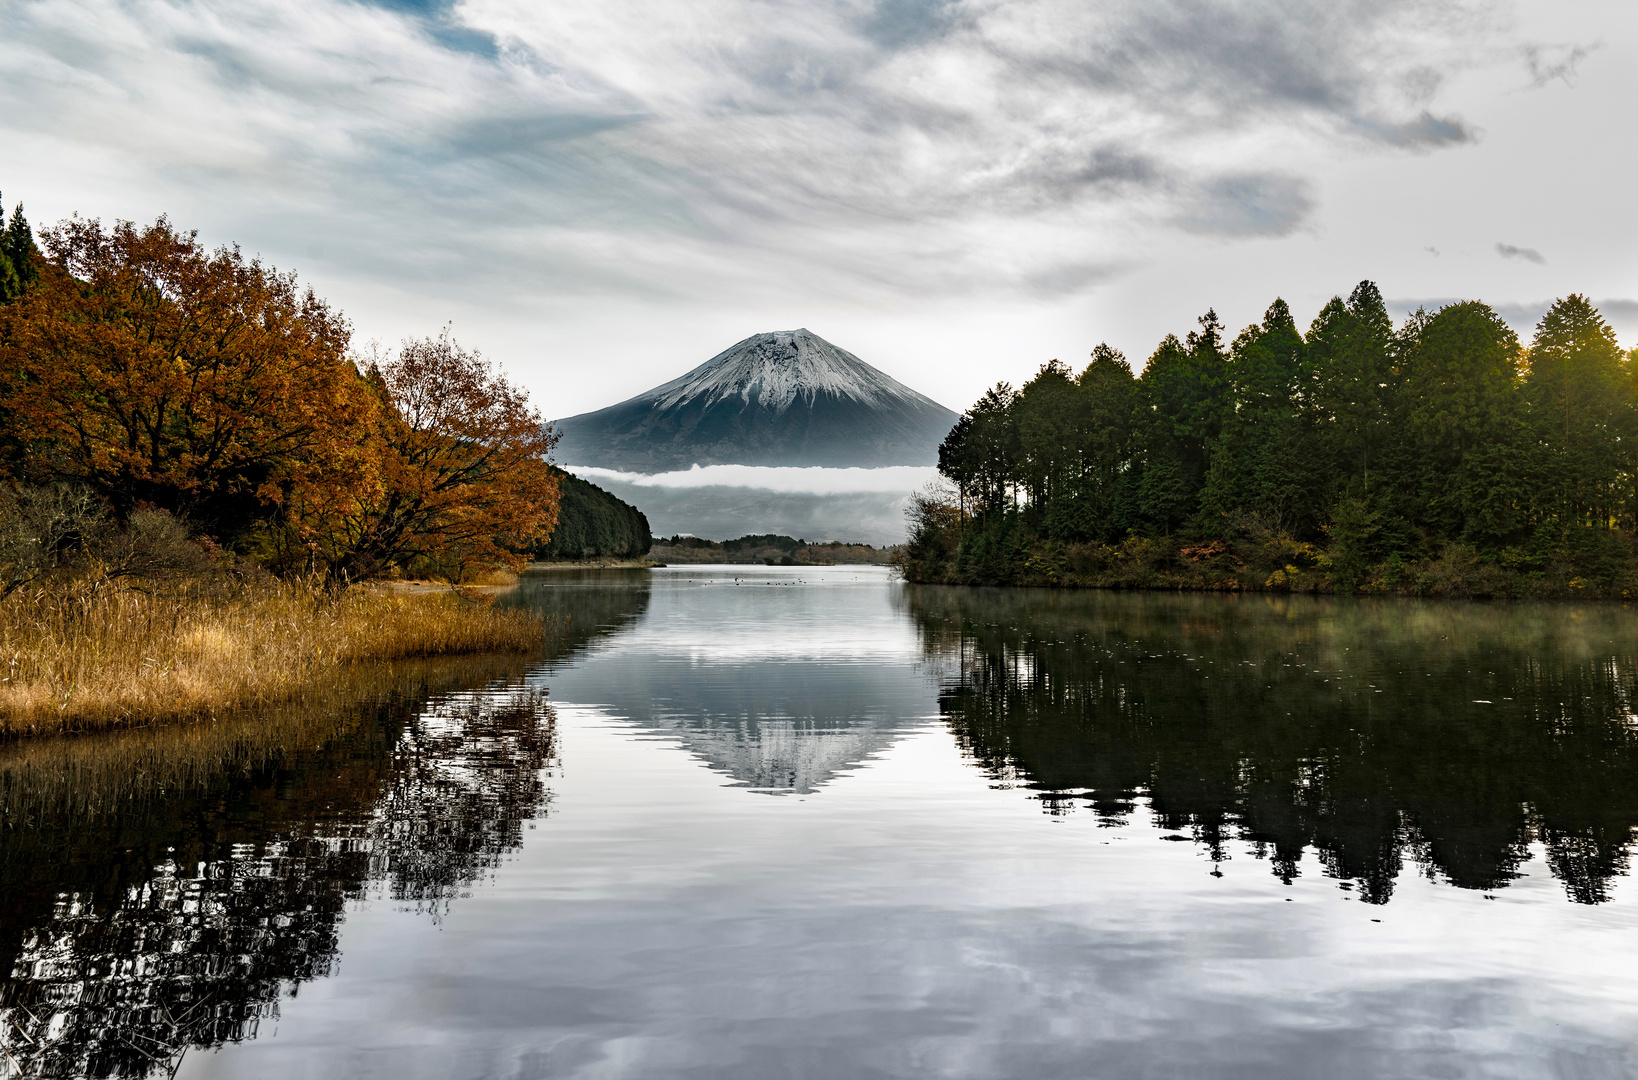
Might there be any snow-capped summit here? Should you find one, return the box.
[552,330,957,471]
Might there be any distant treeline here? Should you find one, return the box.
[533,470,652,560]
[652,534,893,565]
[905,284,1638,598]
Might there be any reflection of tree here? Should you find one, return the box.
[905,586,1638,905]
[371,688,555,910]
[0,680,554,1079]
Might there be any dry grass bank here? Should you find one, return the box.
[0,579,545,736]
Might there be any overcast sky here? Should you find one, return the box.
[2,0,1632,418]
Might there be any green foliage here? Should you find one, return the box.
[0,195,39,303]
[916,285,1638,598]
[535,469,651,560]
[724,533,802,553]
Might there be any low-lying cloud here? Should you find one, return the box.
[571,464,940,496]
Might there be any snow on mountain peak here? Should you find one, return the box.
[643,329,925,414]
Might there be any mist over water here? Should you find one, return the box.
[565,466,934,543]
[5,569,1638,1078]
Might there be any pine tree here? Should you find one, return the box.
[1308,281,1394,496]
[1200,299,1316,534]
[0,197,18,303]
[1073,343,1138,541]
[1134,312,1230,533]
[1523,295,1631,532]
[1398,301,1527,543]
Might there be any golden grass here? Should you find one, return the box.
[0,578,545,736]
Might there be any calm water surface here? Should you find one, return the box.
[5,566,1638,1078]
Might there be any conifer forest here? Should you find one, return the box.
[907,284,1638,597]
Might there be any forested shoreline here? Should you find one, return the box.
[532,469,653,561]
[0,197,564,732]
[904,284,1638,598]
[0,204,562,581]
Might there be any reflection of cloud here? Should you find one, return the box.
[570,464,939,495]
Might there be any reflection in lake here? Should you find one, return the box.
[0,664,556,1080]
[506,568,922,793]
[11,570,1638,1079]
[905,586,1638,904]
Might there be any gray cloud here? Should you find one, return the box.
[1357,110,1477,148]
[0,0,1512,305]
[1496,242,1546,264]
[1523,42,1598,88]
[1601,299,1638,323]
[857,0,961,50]
[1177,174,1312,237]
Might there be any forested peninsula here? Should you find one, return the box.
[904,284,1638,599]
[533,469,653,561]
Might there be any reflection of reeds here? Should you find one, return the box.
[0,657,551,1080]
[0,579,547,735]
[0,654,533,820]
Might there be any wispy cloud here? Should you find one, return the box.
[1523,42,1598,88]
[0,0,1510,304]
[1496,242,1546,264]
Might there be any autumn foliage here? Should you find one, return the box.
[0,213,561,578]
[287,332,561,579]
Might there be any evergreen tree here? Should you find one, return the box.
[0,198,17,303]
[1015,359,1090,533]
[0,200,38,302]
[1200,299,1316,534]
[1072,343,1138,541]
[1523,296,1631,533]
[1134,312,1229,533]
[1307,281,1395,496]
[1398,302,1528,544]
[940,384,1020,517]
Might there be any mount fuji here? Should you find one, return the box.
[551,329,957,472]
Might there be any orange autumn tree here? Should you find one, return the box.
[289,331,561,580]
[0,216,375,534]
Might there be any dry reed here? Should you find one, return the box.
[0,578,544,735]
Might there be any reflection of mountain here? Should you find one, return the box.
[904,587,1638,905]
[523,569,925,793]
[0,674,555,1079]
[669,720,892,794]
[560,649,916,795]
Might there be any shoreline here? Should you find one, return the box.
[898,553,1638,602]
[0,582,547,738]
[523,559,662,571]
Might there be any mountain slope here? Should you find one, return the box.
[551,329,957,471]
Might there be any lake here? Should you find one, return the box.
[4,566,1638,1078]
